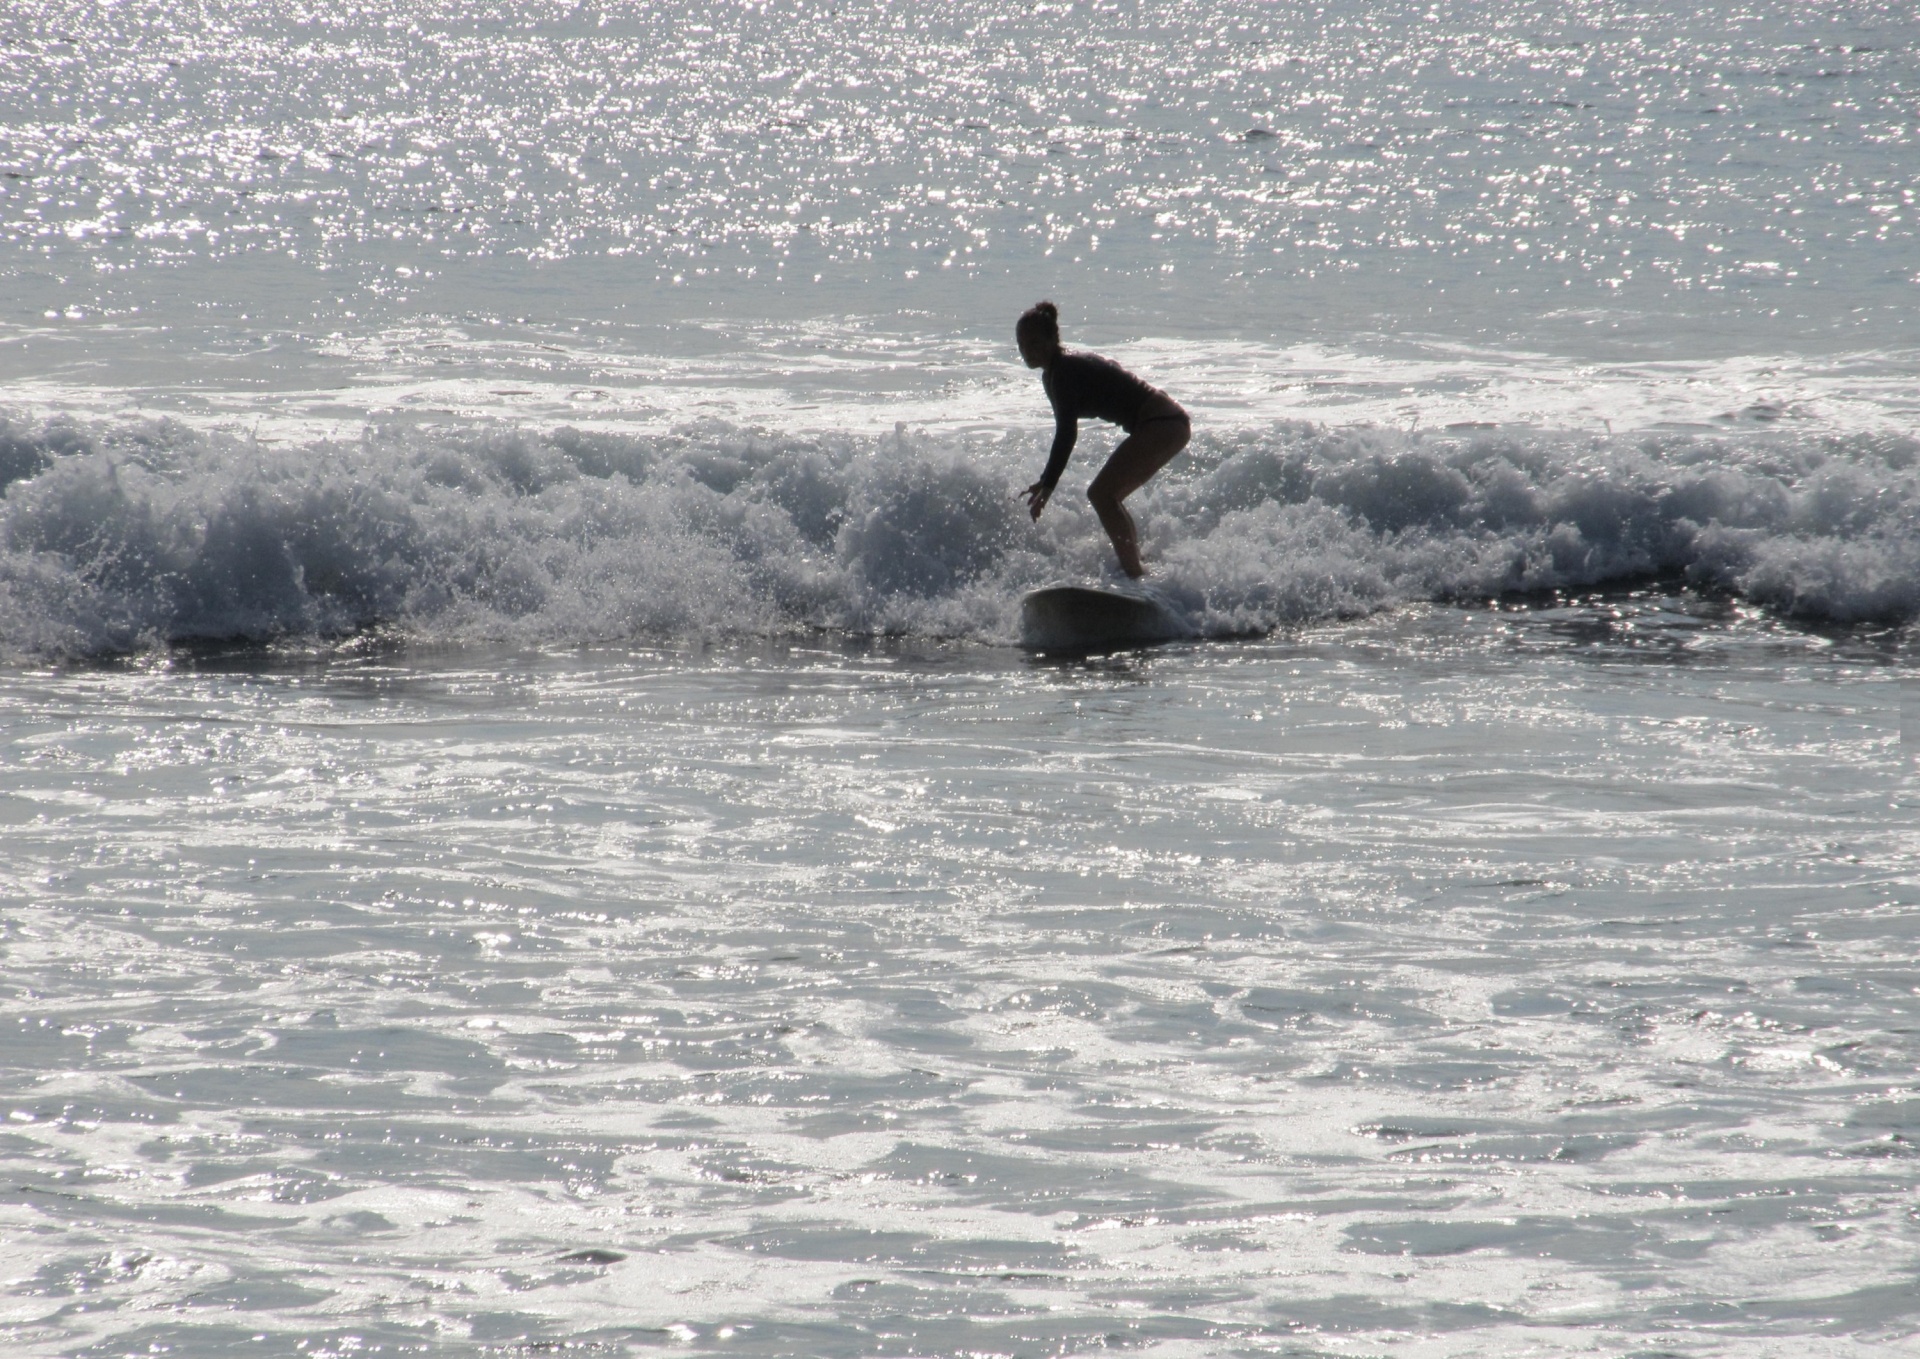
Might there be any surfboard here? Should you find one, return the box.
[1018,584,1187,652]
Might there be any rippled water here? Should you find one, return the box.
[2,605,1916,1356]
[3,4,1919,1355]
[4,0,1917,381]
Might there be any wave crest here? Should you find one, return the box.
[0,413,1913,657]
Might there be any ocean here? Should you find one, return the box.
[2,1,1917,1355]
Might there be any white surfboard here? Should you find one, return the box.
[1018,584,1187,652]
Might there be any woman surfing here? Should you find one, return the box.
[1017,300,1190,579]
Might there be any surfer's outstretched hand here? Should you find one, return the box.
[1022,482,1052,520]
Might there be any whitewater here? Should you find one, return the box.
[2,2,1917,1356]
[1,407,1917,658]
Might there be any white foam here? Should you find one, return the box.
[7,334,1918,447]
[1,407,1914,659]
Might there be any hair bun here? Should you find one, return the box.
[1016,299,1062,350]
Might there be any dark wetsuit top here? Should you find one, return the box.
[1037,351,1167,492]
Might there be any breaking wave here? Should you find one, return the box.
[0,411,1915,658]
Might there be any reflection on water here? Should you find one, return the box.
[1,602,1914,1355]
[4,0,1917,360]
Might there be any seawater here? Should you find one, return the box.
[1,619,1916,1357]
[2,2,1919,1356]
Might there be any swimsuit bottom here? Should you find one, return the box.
[1131,394,1190,431]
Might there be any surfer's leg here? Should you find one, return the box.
[1087,410,1189,578]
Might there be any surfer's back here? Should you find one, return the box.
[1044,350,1160,432]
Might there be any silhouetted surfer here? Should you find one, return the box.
[1017,300,1190,578]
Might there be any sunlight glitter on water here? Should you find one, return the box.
[1,605,1915,1355]
[4,0,1916,354]
[3,4,1919,1354]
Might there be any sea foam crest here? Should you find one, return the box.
[0,412,1914,658]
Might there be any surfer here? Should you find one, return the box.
[1017,300,1190,578]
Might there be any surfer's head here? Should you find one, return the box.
[1016,300,1061,368]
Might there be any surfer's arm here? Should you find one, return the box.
[1023,418,1076,519]
[1039,414,1077,492]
